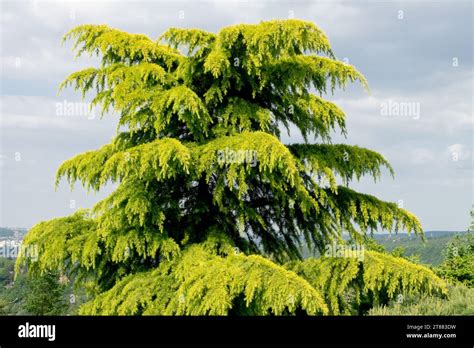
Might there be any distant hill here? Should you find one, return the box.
[300,231,469,265]
[375,231,469,265]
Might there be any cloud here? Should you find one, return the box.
[1,95,116,131]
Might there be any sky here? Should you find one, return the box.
[0,0,472,231]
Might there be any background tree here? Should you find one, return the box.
[0,262,64,315]
[23,271,68,315]
[0,258,84,315]
[436,234,474,288]
[18,20,446,315]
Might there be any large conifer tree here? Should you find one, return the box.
[19,20,446,315]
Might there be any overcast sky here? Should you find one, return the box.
[0,0,472,231]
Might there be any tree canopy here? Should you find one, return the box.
[18,20,446,315]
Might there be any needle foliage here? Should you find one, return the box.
[18,20,446,315]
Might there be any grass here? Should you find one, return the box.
[368,285,474,315]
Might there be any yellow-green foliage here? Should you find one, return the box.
[20,208,180,286]
[324,187,422,239]
[362,251,447,298]
[286,257,360,314]
[289,144,394,186]
[63,24,182,67]
[18,210,99,272]
[56,137,191,190]
[80,245,328,315]
[287,251,447,315]
[17,20,436,316]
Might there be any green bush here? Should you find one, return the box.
[436,234,474,287]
